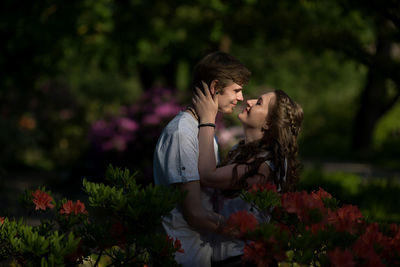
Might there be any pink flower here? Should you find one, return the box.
[217,126,244,148]
[154,103,181,117]
[32,189,55,210]
[118,117,138,131]
[102,135,127,151]
[142,114,161,125]
[91,120,107,132]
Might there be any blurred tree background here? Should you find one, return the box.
[1,0,399,222]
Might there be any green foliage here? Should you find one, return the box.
[2,0,399,172]
[84,165,182,227]
[241,188,281,212]
[83,179,126,210]
[0,165,183,266]
[0,219,79,267]
[373,101,400,163]
[299,168,400,223]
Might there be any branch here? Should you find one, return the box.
[93,248,104,267]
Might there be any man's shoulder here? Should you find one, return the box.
[163,111,197,135]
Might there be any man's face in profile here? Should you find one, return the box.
[217,82,244,114]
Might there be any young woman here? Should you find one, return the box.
[193,82,303,263]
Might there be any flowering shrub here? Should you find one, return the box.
[226,185,400,267]
[0,166,183,266]
[216,125,244,152]
[31,189,55,211]
[88,87,183,180]
[59,200,88,217]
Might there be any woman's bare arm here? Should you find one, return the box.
[197,127,270,189]
[193,84,271,189]
[177,180,225,232]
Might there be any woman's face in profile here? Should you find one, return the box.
[238,92,276,130]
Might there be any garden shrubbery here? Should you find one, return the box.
[1,166,400,266]
[226,184,400,266]
[0,165,183,266]
[87,87,183,181]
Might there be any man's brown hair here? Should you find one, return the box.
[193,51,251,92]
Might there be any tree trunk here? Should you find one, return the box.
[352,20,393,153]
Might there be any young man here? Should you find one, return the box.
[153,51,251,267]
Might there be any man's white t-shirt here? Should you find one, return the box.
[153,111,219,267]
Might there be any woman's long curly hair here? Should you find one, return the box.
[220,89,303,193]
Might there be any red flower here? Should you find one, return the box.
[225,210,259,236]
[0,217,4,224]
[306,222,326,234]
[60,200,74,215]
[60,200,88,216]
[311,187,332,200]
[248,182,278,194]
[281,191,304,215]
[328,205,362,234]
[276,222,294,236]
[353,223,387,267]
[328,248,355,267]
[32,189,55,210]
[74,200,87,215]
[389,223,400,253]
[281,191,325,222]
[173,238,184,253]
[164,236,184,254]
[243,241,269,267]
[110,222,127,249]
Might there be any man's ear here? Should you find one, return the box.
[209,80,219,95]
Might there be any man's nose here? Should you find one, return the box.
[237,91,244,101]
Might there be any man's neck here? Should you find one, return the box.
[185,106,199,121]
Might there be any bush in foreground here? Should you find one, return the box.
[0,165,183,266]
[226,184,400,267]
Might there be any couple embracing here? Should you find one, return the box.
[153,51,303,267]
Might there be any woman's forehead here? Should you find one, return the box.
[261,92,276,101]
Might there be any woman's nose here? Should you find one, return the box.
[247,99,256,107]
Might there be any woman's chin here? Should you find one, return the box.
[238,113,245,123]
[220,106,234,114]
